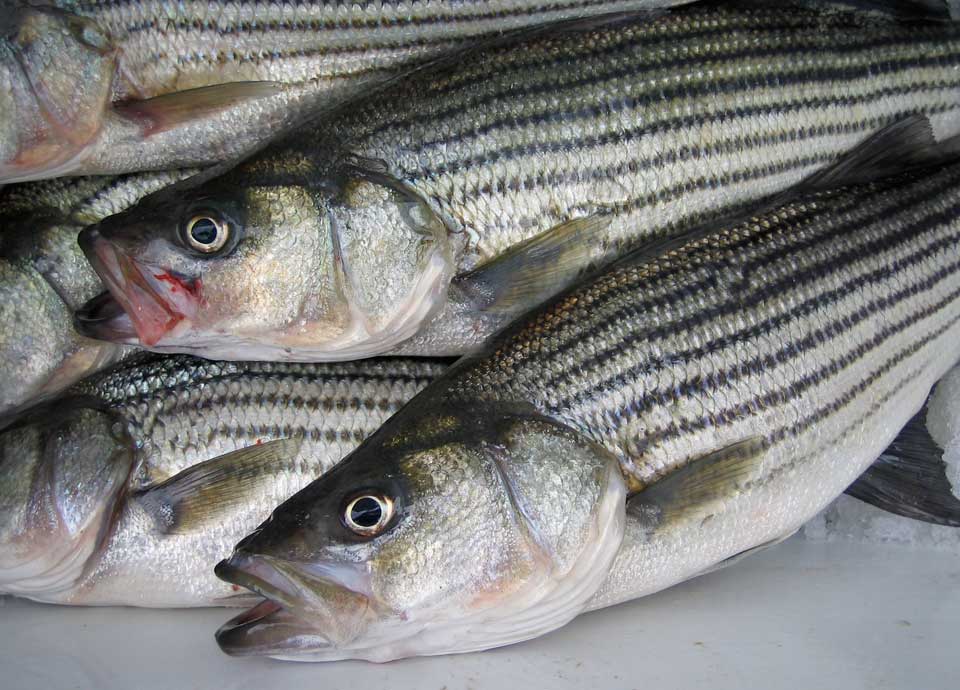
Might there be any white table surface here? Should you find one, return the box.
[1,537,957,690]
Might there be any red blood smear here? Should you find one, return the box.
[153,272,202,298]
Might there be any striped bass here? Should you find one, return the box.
[0,0,690,182]
[0,354,444,606]
[213,127,960,662]
[78,2,960,362]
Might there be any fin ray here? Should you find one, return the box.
[134,437,303,534]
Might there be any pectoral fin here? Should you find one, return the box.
[629,437,768,531]
[134,437,302,535]
[113,81,285,136]
[844,408,960,526]
[454,215,611,314]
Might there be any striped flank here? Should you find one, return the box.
[445,162,960,490]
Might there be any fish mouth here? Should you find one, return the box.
[214,553,373,659]
[77,226,202,347]
[74,291,139,343]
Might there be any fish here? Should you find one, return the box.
[0,354,445,606]
[213,122,960,662]
[0,169,193,414]
[78,1,960,363]
[0,0,692,182]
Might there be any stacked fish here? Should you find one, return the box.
[2,0,960,663]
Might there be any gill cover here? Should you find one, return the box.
[215,411,627,661]
[0,7,116,183]
[0,402,133,600]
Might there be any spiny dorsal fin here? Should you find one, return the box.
[629,437,767,530]
[845,406,960,526]
[453,215,611,314]
[134,437,303,535]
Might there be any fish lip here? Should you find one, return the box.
[74,291,139,342]
[214,554,334,657]
[78,225,199,347]
[214,552,378,657]
[214,554,306,614]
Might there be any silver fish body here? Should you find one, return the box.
[0,354,444,606]
[0,170,192,414]
[214,158,960,661]
[0,0,688,181]
[81,4,960,362]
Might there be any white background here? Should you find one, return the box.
[2,537,957,689]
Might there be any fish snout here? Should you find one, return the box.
[77,224,203,347]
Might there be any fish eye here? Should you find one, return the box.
[182,212,230,253]
[342,493,394,537]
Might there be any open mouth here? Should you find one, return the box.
[77,226,201,347]
[74,291,138,342]
[214,554,331,657]
[214,552,375,658]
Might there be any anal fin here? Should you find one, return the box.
[134,437,302,535]
[845,405,960,526]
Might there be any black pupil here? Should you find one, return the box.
[190,217,219,245]
[350,496,383,528]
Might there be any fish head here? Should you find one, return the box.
[0,402,134,599]
[77,167,455,360]
[215,406,627,661]
[0,7,116,183]
[0,202,125,415]
[0,255,121,415]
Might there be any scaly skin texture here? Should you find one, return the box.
[0,0,688,179]
[83,4,960,361]
[216,161,960,661]
[0,355,445,606]
[0,170,193,414]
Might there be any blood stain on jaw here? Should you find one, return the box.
[153,271,203,299]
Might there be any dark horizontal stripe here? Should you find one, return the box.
[106,0,627,37]
[625,246,960,456]
[364,17,844,139]
[462,103,933,203]
[538,168,960,394]
[375,32,957,147]
[204,423,387,446]
[754,308,960,490]
[166,38,460,70]
[100,369,435,409]
[758,361,922,491]
[405,52,960,182]
[555,195,960,416]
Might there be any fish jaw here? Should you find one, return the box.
[214,454,627,662]
[214,553,373,656]
[0,8,117,183]
[77,226,203,347]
